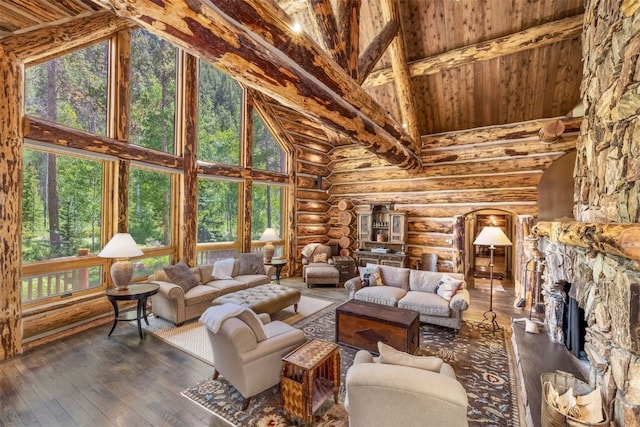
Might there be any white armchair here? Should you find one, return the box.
[200,304,306,410]
[345,346,469,427]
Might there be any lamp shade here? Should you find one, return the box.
[98,233,144,258]
[259,228,280,242]
[473,226,512,246]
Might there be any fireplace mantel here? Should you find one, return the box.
[533,221,640,261]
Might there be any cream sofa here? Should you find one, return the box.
[345,347,469,427]
[344,264,470,330]
[149,256,275,325]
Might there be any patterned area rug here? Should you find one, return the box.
[182,309,519,427]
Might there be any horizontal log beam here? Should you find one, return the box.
[0,11,135,65]
[533,221,640,261]
[363,14,584,88]
[98,0,421,170]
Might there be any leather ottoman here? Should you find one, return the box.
[212,283,301,315]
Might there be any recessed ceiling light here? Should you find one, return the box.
[292,22,302,33]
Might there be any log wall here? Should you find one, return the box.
[328,117,580,272]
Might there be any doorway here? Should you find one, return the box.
[464,210,513,281]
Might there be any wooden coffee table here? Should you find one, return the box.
[336,299,420,354]
[281,338,340,425]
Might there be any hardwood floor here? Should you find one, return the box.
[0,274,571,426]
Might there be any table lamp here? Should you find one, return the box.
[98,233,144,290]
[473,226,512,331]
[260,228,280,263]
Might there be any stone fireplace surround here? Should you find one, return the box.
[534,221,640,425]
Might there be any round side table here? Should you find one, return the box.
[106,283,159,339]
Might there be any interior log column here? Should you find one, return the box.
[0,49,24,360]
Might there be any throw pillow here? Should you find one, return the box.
[313,253,328,263]
[358,265,382,287]
[163,260,200,293]
[238,253,265,275]
[213,258,235,280]
[153,269,170,282]
[237,309,268,342]
[435,275,463,301]
[377,342,443,372]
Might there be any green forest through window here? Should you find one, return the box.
[197,61,241,165]
[24,41,108,135]
[197,179,239,243]
[128,167,172,247]
[130,28,177,152]
[253,110,286,172]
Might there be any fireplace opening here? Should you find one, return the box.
[562,281,587,360]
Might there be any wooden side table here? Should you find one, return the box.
[281,338,340,425]
[106,283,159,339]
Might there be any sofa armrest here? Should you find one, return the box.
[449,288,470,312]
[153,280,186,302]
[344,276,363,299]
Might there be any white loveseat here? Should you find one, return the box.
[344,264,470,330]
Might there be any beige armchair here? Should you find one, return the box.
[345,347,469,427]
[200,303,306,410]
[301,243,339,287]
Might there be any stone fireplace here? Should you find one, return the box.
[527,2,640,424]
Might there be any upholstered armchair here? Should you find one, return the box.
[345,344,469,427]
[199,303,306,410]
[301,243,339,287]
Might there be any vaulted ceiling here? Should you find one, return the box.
[0,0,584,165]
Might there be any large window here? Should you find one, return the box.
[22,148,103,262]
[197,179,240,243]
[253,110,286,173]
[197,61,241,164]
[24,41,109,135]
[251,184,284,240]
[130,28,177,152]
[128,167,172,247]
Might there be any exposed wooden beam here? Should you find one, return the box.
[358,20,399,84]
[310,0,347,69]
[0,11,135,65]
[97,0,421,170]
[380,0,420,148]
[337,0,360,80]
[363,14,584,89]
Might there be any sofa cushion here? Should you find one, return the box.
[355,285,407,307]
[373,263,410,290]
[238,253,264,275]
[164,261,200,293]
[233,274,270,287]
[358,265,382,287]
[398,291,451,317]
[208,278,247,294]
[377,342,444,372]
[409,270,445,293]
[199,264,214,283]
[213,258,235,280]
[436,275,464,301]
[313,252,328,263]
[237,309,268,342]
[184,284,221,306]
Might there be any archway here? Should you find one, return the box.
[463,209,515,288]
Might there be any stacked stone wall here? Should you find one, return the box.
[574,1,640,424]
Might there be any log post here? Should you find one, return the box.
[452,215,464,274]
[0,49,24,360]
[533,221,640,261]
[515,215,535,308]
[179,53,199,265]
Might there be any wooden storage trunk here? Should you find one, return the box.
[336,299,420,354]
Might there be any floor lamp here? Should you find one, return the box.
[473,226,512,331]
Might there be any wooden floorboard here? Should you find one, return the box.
[0,275,584,426]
